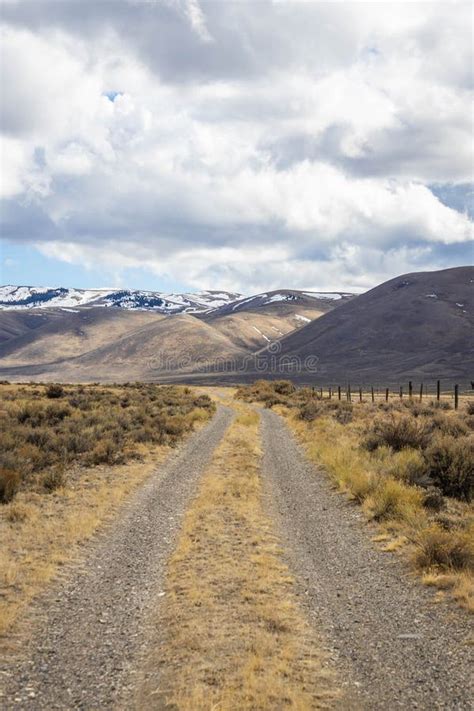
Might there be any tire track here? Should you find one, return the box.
[261,408,473,710]
[1,406,233,710]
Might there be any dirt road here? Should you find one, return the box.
[1,402,472,710]
[261,408,473,710]
[0,406,233,710]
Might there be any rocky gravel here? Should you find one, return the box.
[261,408,473,710]
[0,406,233,710]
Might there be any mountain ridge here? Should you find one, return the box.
[0,285,355,315]
[0,268,471,384]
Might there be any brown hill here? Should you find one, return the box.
[264,267,474,385]
[0,308,162,366]
[0,312,247,382]
[0,288,350,381]
[201,289,352,350]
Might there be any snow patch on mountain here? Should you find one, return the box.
[303,292,343,300]
[0,286,242,314]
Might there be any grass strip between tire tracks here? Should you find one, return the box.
[136,403,338,710]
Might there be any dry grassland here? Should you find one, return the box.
[237,381,474,612]
[0,382,215,638]
[136,403,337,710]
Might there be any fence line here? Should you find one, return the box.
[311,382,471,410]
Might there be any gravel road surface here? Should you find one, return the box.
[261,408,473,710]
[0,406,233,710]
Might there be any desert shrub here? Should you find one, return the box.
[0,383,214,502]
[466,418,474,434]
[87,439,118,465]
[413,525,474,571]
[46,383,64,399]
[466,401,474,416]
[235,380,295,408]
[424,435,474,501]
[0,468,20,503]
[162,415,190,438]
[130,426,156,443]
[16,442,55,472]
[25,427,52,448]
[364,414,431,452]
[431,400,451,411]
[272,380,296,395]
[42,466,66,492]
[299,401,322,422]
[347,470,378,503]
[262,395,285,408]
[421,488,445,511]
[361,433,382,452]
[193,394,214,409]
[403,400,434,417]
[431,413,469,438]
[16,402,45,426]
[382,448,429,486]
[333,403,353,424]
[363,477,424,521]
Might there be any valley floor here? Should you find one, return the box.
[0,391,472,709]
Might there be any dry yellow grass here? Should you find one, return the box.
[136,403,338,710]
[282,408,474,613]
[0,382,216,639]
[0,446,170,639]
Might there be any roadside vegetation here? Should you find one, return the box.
[137,403,337,710]
[236,381,474,611]
[0,382,214,503]
[0,382,215,636]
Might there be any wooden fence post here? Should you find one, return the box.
[454,384,459,410]
[437,380,440,401]
[328,387,332,400]
[338,386,341,401]
[359,387,363,402]
[400,386,403,399]
[320,387,323,399]
[348,384,351,402]
[419,383,423,401]
[371,386,375,403]
[385,388,389,402]
[409,381,413,398]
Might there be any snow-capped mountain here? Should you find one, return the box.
[209,289,354,316]
[0,286,242,313]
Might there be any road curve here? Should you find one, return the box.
[1,406,234,710]
[261,408,473,710]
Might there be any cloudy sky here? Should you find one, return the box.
[0,0,472,294]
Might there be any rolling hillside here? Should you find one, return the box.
[0,287,350,381]
[201,290,353,350]
[265,266,474,383]
[1,269,471,384]
[0,309,163,366]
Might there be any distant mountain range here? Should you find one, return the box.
[0,286,352,382]
[0,286,352,314]
[0,268,471,384]
[0,286,242,313]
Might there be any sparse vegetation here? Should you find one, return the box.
[425,435,473,501]
[363,414,431,451]
[0,382,215,635]
[137,402,336,709]
[0,382,215,503]
[236,381,474,610]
